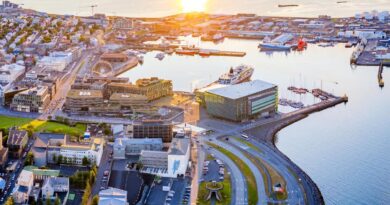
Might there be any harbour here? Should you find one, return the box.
[119,39,390,204]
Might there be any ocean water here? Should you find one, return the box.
[118,37,390,204]
[11,0,390,17]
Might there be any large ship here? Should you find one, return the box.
[218,65,254,85]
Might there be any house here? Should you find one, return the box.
[41,177,69,205]
[12,170,34,204]
[0,132,9,169]
[7,128,28,158]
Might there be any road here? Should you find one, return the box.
[211,140,268,205]
[203,144,248,205]
[91,144,113,198]
[39,50,93,121]
[231,137,305,204]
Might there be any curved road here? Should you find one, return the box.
[211,140,268,205]
[231,138,305,204]
[205,145,248,205]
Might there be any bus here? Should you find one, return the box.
[241,134,249,140]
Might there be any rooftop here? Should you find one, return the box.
[168,138,190,155]
[7,129,28,145]
[67,89,103,99]
[99,187,127,205]
[206,80,277,100]
[114,138,163,147]
[17,170,33,187]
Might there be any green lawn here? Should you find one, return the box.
[0,115,33,130]
[0,115,86,136]
[197,169,232,205]
[216,170,232,205]
[35,121,86,136]
[208,142,258,205]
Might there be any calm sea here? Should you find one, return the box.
[11,0,390,17]
[11,0,390,203]
[118,37,390,204]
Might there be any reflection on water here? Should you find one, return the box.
[121,38,390,204]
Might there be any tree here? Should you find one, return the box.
[25,152,34,166]
[81,182,91,205]
[82,156,90,166]
[5,197,14,205]
[92,196,99,205]
[45,197,51,205]
[26,124,34,138]
[57,155,63,165]
[52,154,57,163]
[54,197,60,205]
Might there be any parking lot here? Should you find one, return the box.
[201,158,225,183]
[145,177,191,205]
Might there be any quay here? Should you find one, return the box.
[126,44,246,57]
[240,95,348,205]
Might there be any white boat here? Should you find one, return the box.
[155,53,165,60]
[258,34,293,51]
[218,65,254,85]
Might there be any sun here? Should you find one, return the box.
[181,0,208,12]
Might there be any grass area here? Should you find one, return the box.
[0,115,33,130]
[23,120,86,136]
[208,142,258,205]
[197,181,209,205]
[197,170,232,205]
[205,154,215,161]
[216,170,232,205]
[0,115,86,136]
[232,136,263,153]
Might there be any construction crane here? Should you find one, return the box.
[89,4,98,16]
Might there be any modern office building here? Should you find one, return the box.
[113,138,163,159]
[204,80,278,121]
[64,89,104,113]
[131,120,174,143]
[139,138,190,178]
[107,77,173,101]
[10,86,50,113]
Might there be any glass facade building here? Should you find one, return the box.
[204,80,278,121]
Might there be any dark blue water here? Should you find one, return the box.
[120,38,390,204]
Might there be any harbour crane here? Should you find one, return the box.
[81,4,99,16]
[90,4,98,16]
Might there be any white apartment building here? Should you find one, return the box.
[0,63,25,85]
[12,170,34,204]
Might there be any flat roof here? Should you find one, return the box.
[67,89,103,99]
[206,80,276,100]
